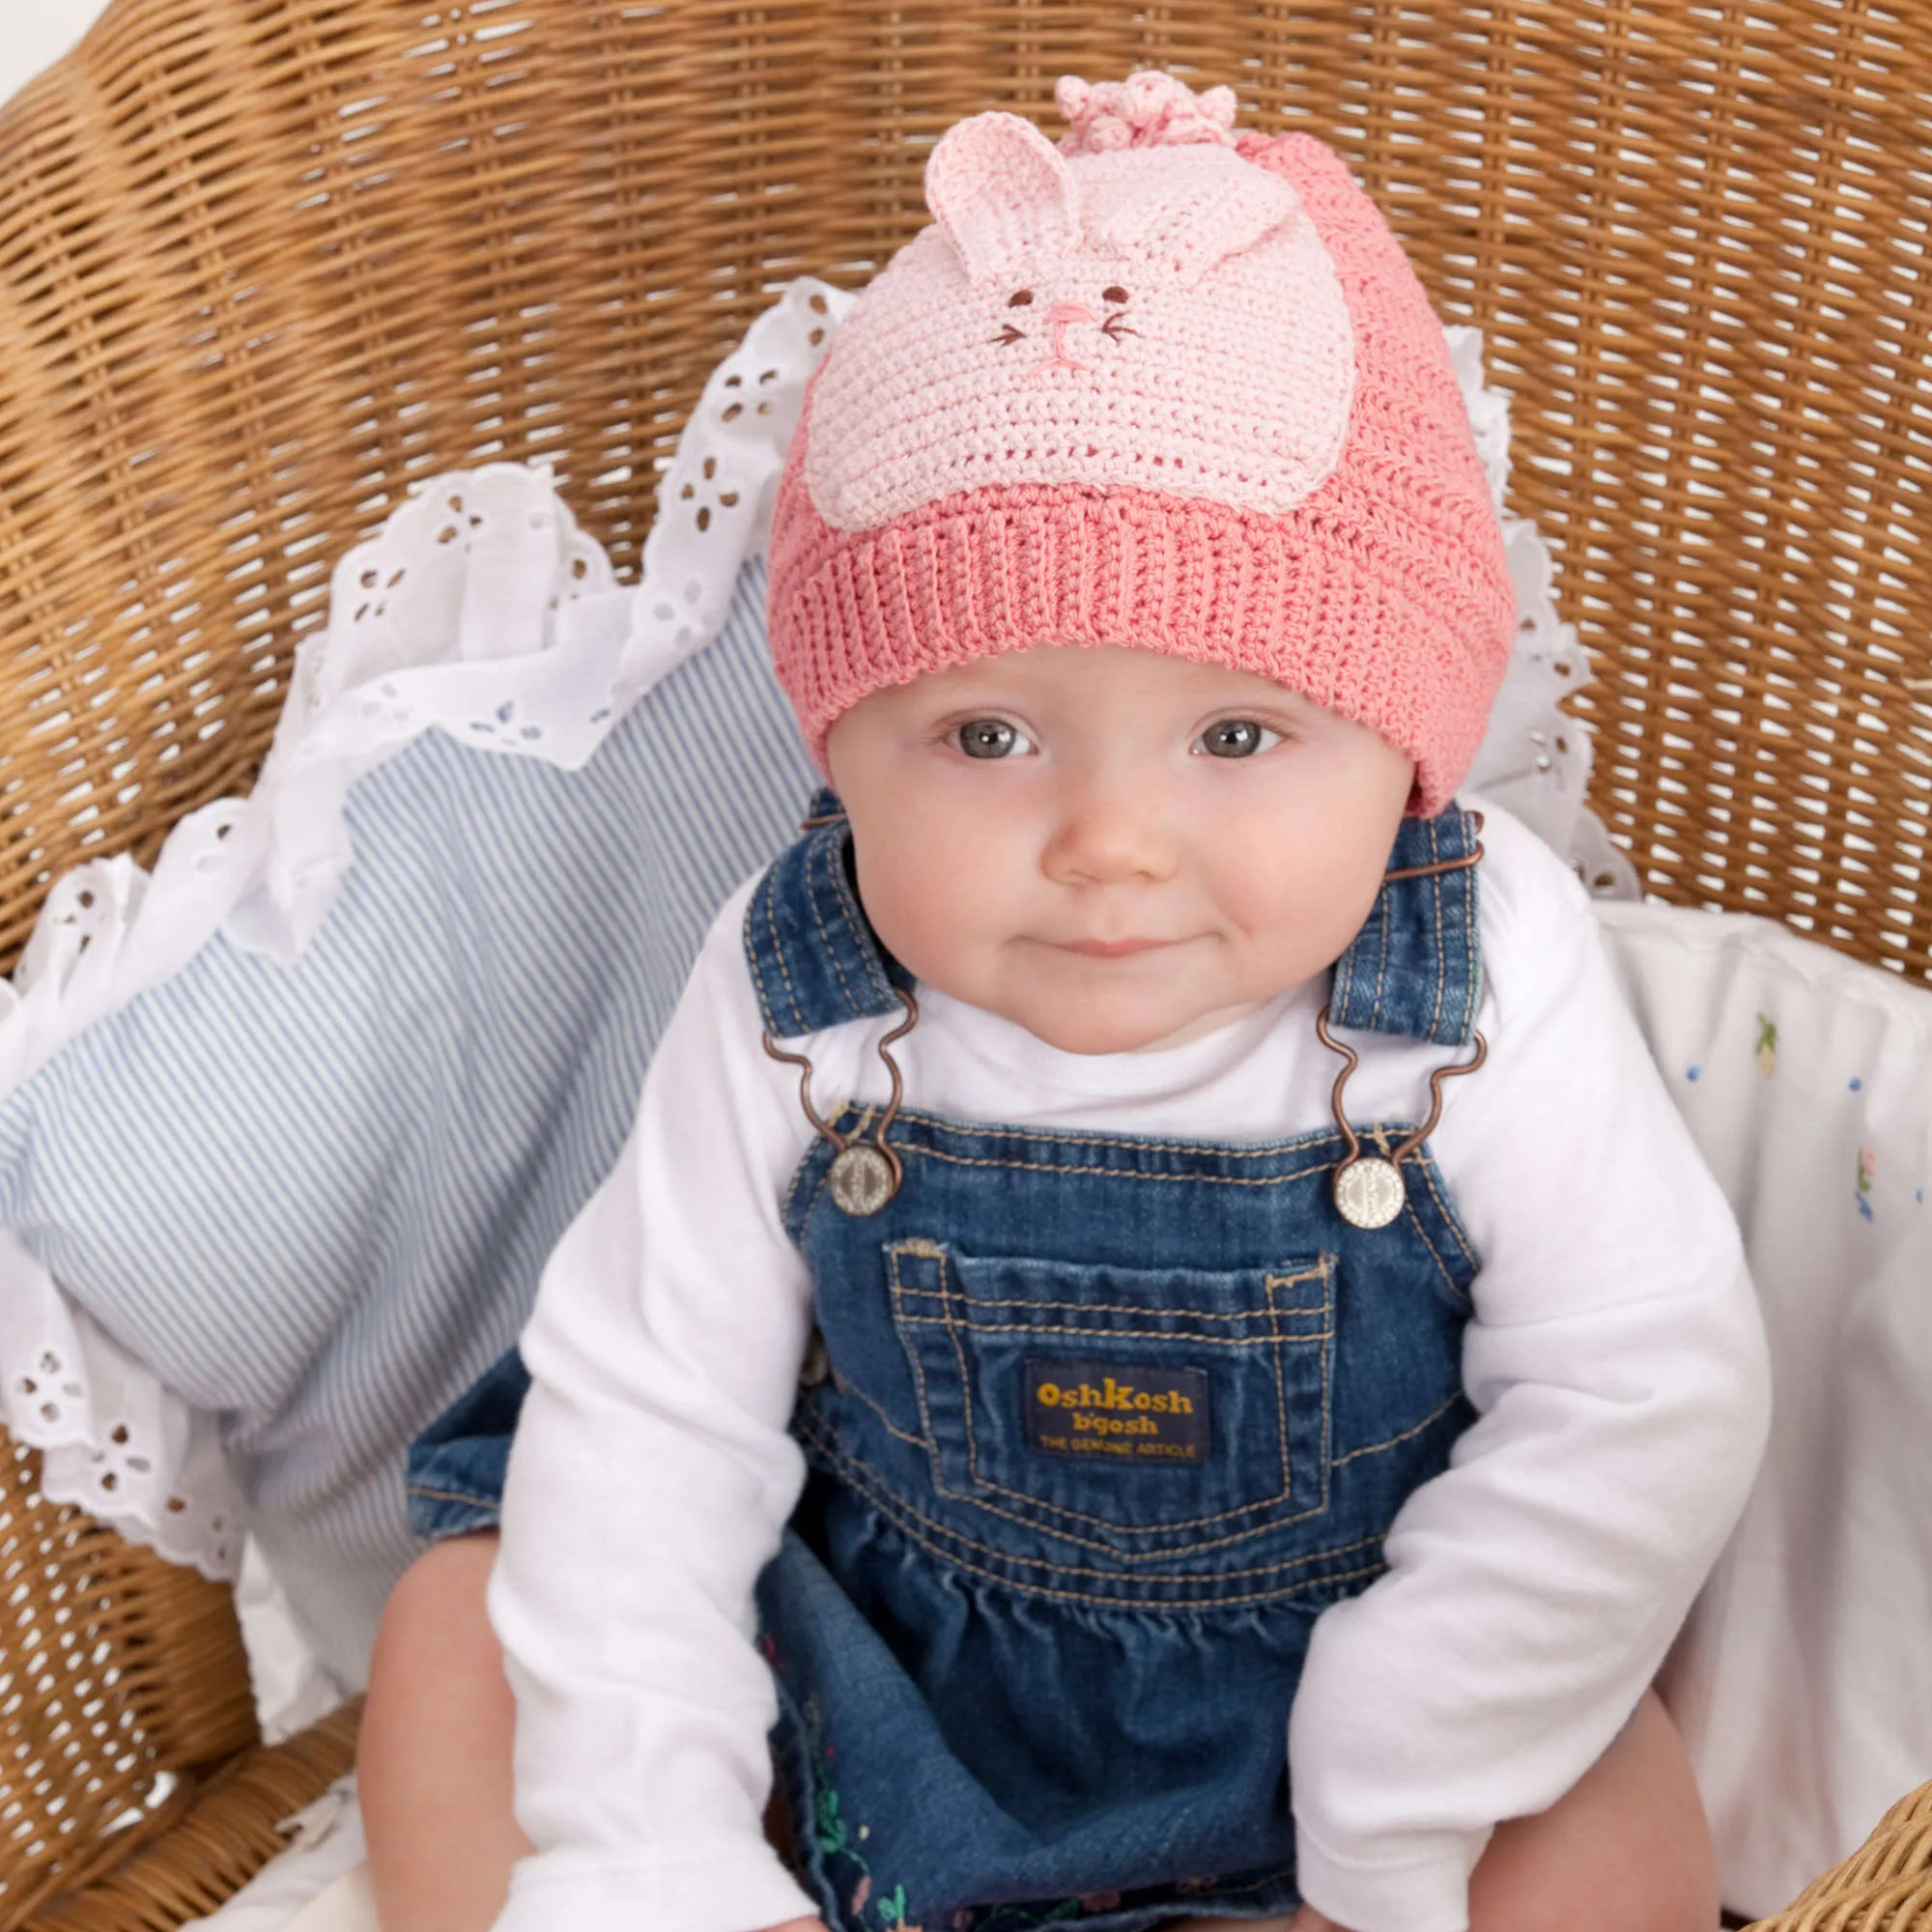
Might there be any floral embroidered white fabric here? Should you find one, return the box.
[0,272,1627,1583]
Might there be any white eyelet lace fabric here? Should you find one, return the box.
[0,1228,242,1574]
[0,273,1627,1584]
[1448,323,1640,904]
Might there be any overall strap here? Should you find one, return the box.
[1328,807,1484,1047]
[745,787,910,1038]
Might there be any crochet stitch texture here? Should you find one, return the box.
[766,71,1516,816]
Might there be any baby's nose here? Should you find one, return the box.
[1048,301,1096,327]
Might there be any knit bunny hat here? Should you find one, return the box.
[765,71,1516,817]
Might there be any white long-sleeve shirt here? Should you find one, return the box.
[486,796,1771,1932]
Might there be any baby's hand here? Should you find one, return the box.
[1286,1909,1350,1932]
[758,1919,828,1932]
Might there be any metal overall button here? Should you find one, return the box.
[1332,1152,1407,1231]
[829,1143,898,1217]
[1316,1008,1489,1230]
[762,986,920,1217]
[1320,818,1491,1231]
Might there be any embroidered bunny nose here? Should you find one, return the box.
[1036,301,1100,377]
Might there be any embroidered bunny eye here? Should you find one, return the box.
[1102,285,1129,303]
[1008,290,1034,307]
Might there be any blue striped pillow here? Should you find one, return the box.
[0,553,815,1683]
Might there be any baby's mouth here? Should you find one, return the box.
[1048,935,1180,958]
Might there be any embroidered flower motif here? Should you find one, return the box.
[876,1883,917,1929]
[1754,1013,1776,1079]
[815,1784,852,1857]
[796,1695,925,1931]
[1857,1146,1877,1223]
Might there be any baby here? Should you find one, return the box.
[357,70,1770,1932]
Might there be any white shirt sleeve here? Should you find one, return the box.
[487,881,825,1932]
[1287,810,1774,1932]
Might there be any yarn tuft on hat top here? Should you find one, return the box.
[766,70,1517,817]
[1053,71,1238,153]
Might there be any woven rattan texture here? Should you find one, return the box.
[1743,1777,1932,1930]
[0,0,1927,976]
[16,1699,360,1932]
[0,1433,258,1932]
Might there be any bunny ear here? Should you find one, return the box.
[925,111,1082,287]
[1093,154,1300,286]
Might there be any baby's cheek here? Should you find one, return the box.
[1222,862,1377,989]
[852,853,1001,998]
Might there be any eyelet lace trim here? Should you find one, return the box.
[1447,322,1639,903]
[0,276,1621,1582]
[0,1229,242,1578]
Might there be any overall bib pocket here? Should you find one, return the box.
[886,1239,1336,1559]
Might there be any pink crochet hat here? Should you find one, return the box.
[765,71,1516,817]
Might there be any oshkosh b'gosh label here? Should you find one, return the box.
[1023,1359,1210,1465]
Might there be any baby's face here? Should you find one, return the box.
[824,646,1415,1056]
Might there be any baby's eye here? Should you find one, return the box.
[1195,719,1279,759]
[955,718,1035,759]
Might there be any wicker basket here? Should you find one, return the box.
[0,0,1925,1924]
[0,1436,360,1929]
[1744,1783,1932,1932]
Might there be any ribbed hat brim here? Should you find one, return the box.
[769,478,1515,818]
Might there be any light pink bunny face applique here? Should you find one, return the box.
[803,107,1357,533]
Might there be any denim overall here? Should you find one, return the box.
[742,789,1486,1932]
